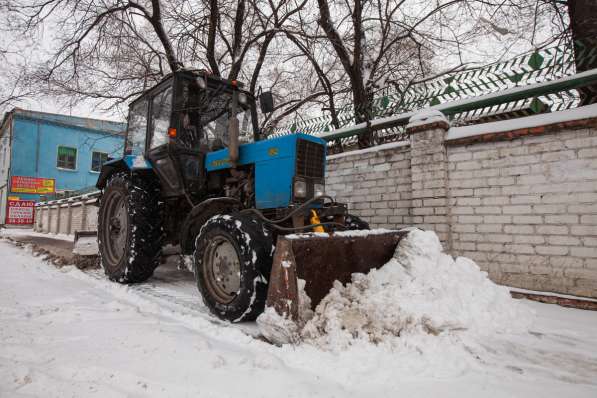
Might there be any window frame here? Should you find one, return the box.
[90,150,109,173]
[125,98,150,156]
[56,145,78,171]
[125,76,174,156]
[149,85,174,150]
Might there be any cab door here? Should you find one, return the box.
[146,82,206,199]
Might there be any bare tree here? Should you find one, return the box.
[171,0,309,134]
[307,0,568,148]
[0,0,183,116]
[0,0,570,136]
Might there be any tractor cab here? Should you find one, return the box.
[123,70,258,199]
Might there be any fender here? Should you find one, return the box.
[96,155,153,189]
[180,197,242,255]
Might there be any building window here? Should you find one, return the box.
[57,146,77,170]
[91,151,108,172]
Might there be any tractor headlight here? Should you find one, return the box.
[196,77,207,89]
[294,179,307,198]
[314,183,325,198]
[238,92,248,105]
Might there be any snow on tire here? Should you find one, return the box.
[194,214,272,322]
[98,171,163,283]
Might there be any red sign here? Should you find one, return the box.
[6,200,36,225]
[10,176,55,194]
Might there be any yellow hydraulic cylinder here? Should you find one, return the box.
[310,210,325,232]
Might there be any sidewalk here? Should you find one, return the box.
[0,229,93,267]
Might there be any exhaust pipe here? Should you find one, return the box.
[228,90,240,166]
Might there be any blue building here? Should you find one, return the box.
[0,108,126,225]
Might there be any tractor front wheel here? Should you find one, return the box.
[98,172,162,283]
[194,214,272,322]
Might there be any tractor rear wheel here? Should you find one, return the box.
[194,214,272,322]
[98,172,162,283]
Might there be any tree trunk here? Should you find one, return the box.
[350,75,373,148]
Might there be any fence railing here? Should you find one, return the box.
[317,68,597,143]
[270,41,597,150]
[35,191,100,235]
[39,185,100,202]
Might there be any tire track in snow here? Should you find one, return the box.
[82,268,261,338]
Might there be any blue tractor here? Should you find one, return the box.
[96,69,379,322]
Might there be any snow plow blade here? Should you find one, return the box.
[266,231,409,321]
[73,230,99,256]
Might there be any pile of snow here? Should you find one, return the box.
[258,229,532,349]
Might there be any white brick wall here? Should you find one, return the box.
[327,119,597,298]
[50,207,59,233]
[86,204,98,231]
[326,143,412,228]
[447,127,597,297]
[70,204,84,233]
[35,200,97,236]
[59,205,69,234]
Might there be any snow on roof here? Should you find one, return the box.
[447,103,597,141]
[7,108,127,135]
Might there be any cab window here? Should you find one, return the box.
[150,87,173,149]
[127,99,148,155]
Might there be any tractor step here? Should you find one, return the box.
[73,230,99,256]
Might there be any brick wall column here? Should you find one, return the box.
[47,205,53,234]
[55,203,61,234]
[66,202,72,235]
[407,110,452,248]
[34,207,41,232]
[81,201,87,231]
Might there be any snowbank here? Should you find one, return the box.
[3,236,597,397]
[259,229,532,349]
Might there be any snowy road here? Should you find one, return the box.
[1,239,597,397]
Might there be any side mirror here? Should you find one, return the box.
[259,91,274,114]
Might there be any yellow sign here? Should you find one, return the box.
[267,147,279,156]
[7,196,20,201]
[11,176,56,194]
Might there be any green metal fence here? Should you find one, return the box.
[39,185,100,203]
[271,41,597,149]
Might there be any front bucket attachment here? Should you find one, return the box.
[266,230,409,321]
[73,230,99,256]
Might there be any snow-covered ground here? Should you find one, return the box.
[1,229,75,242]
[1,238,597,397]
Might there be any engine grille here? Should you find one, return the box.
[296,139,325,178]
